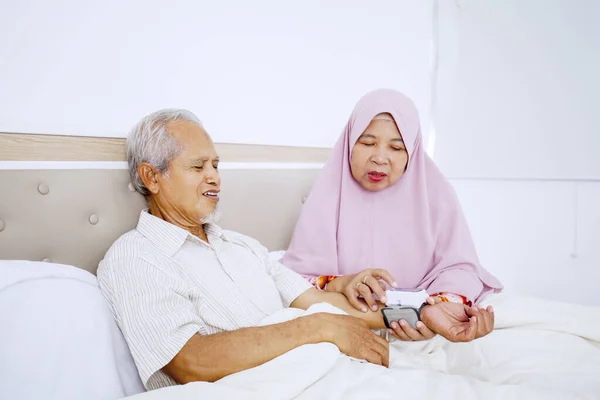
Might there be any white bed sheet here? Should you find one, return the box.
[125,294,600,400]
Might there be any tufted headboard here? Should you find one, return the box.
[0,133,327,274]
[0,168,321,274]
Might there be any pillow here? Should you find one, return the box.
[0,260,145,400]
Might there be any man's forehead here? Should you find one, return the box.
[167,120,208,139]
[167,121,218,158]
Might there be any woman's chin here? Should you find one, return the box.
[361,180,388,192]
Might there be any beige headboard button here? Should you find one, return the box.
[0,219,5,232]
[301,196,308,204]
[41,258,51,263]
[89,214,99,225]
[37,183,50,195]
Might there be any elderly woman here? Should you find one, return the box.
[97,108,493,391]
[282,89,503,342]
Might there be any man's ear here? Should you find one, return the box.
[138,163,161,195]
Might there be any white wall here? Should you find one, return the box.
[451,179,600,305]
[434,0,600,180]
[0,0,431,148]
[433,0,600,305]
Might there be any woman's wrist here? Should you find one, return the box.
[324,277,338,292]
[310,275,342,291]
[326,274,352,293]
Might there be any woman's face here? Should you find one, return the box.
[350,117,408,191]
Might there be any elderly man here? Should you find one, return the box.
[98,109,494,391]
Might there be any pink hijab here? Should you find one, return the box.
[282,89,502,302]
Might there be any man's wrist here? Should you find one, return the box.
[297,314,331,344]
[418,304,436,332]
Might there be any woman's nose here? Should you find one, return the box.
[370,150,388,165]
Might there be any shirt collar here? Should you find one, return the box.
[204,222,228,241]
[136,210,228,257]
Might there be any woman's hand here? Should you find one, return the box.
[388,319,436,341]
[327,269,397,312]
[387,296,438,341]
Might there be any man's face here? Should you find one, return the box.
[153,121,220,225]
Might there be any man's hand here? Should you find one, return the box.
[420,302,494,342]
[307,313,389,367]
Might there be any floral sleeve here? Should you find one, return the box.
[430,292,472,307]
[308,275,339,291]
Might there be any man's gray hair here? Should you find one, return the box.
[127,108,202,196]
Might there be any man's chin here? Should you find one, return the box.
[200,203,222,224]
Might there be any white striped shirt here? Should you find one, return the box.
[97,210,312,390]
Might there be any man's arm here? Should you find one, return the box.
[164,312,389,383]
[291,288,387,329]
[163,317,317,383]
[261,254,387,328]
